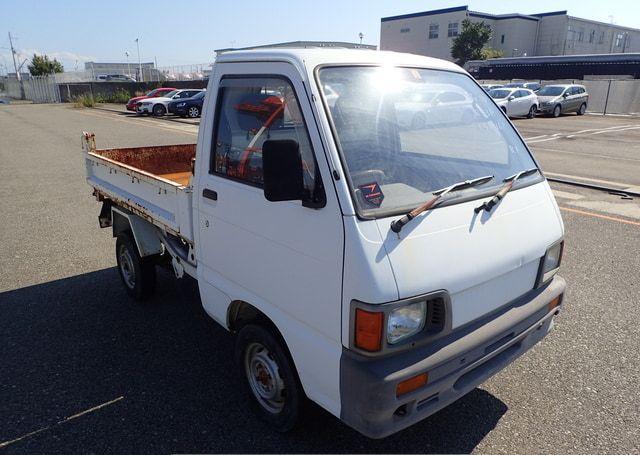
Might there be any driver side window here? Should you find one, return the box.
[210,77,319,195]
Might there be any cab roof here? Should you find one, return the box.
[215,48,465,74]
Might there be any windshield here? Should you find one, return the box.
[318,66,539,217]
[489,89,512,99]
[538,86,565,96]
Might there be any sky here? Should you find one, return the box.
[1,0,639,73]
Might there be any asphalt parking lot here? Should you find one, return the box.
[1,104,639,453]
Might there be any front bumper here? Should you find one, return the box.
[136,104,152,114]
[537,104,555,113]
[339,276,565,439]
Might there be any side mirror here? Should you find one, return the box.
[562,92,569,98]
[508,95,515,101]
[263,139,304,202]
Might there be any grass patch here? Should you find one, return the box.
[72,94,95,108]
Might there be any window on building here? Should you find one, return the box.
[400,27,410,33]
[448,22,458,37]
[598,31,605,44]
[428,23,439,39]
[615,33,624,47]
[577,28,584,42]
[501,34,505,44]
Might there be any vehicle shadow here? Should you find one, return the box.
[0,268,507,454]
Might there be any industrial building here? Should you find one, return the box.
[380,5,640,62]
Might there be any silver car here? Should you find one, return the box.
[537,84,589,117]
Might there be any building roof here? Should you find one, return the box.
[381,5,568,23]
[215,48,463,74]
[215,41,376,55]
[466,53,640,66]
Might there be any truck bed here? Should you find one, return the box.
[83,132,196,243]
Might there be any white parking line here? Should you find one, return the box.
[527,124,639,143]
[529,147,640,163]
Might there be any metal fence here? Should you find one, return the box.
[477,78,640,115]
[3,75,61,103]
[158,63,212,81]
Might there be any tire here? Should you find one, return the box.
[115,233,156,301]
[552,104,562,118]
[152,104,166,117]
[501,106,507,115]
[527,105,537,119]
[235,324,302,432]
[187,106,200,118]
[577,103,587,115]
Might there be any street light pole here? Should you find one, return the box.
[125,51,131,78]
[135,38,142,82]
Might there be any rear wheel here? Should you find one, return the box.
[187,106,200,118]
[577,103,587,115]
[527,105,537,119]
[115,233,156,301]
[552,104,562,118]
[152,104,166,117]
[235,324,302,432]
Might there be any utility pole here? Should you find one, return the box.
[359,32,364,44]
[135,38,142,82]
[125,51,131,78]
[8,32,25,99]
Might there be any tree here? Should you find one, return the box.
[451,19,492,66]
[27,54,64,76]
[481,47,504,59]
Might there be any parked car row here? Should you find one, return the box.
[126,88,206,118]
[481,82,589,118]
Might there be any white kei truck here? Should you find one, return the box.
[83,48,566,438]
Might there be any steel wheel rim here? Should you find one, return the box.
[118,244,136,289]
[554,106,560,116]
[244,342,285,413]
[188,107,199,117]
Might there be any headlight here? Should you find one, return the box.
[177,102,186,107]
[387,301,426,344]
[538,240,564,286]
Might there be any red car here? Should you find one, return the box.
[125,87,177,112]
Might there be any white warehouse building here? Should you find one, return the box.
[380,5,640,62]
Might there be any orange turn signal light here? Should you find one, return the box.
[396,373,428,397]
[355,308,383,352]
[548,295,562,312]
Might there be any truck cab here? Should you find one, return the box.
[85,48,565,438]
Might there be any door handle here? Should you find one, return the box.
[202,188,218,201]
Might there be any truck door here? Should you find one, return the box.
[193,62,345,413]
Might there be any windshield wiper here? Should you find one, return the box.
[474,168,539,214]
[390,175,494,234]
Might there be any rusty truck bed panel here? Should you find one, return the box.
[94,143,196,187]
[83,133,195,244]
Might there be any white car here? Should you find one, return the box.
[489,87,538,118]
[136,89,204,116]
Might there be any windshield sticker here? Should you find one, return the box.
[359,182,384,207]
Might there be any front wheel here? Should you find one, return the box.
[235,324,302,432]
[577,103,587,115]
[115,233,156,301]
[187,106,200,118]
[552,104,562,118]
[527,105,537,119]
[152,104,166,116]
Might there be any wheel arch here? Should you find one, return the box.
[112,207,163,258]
